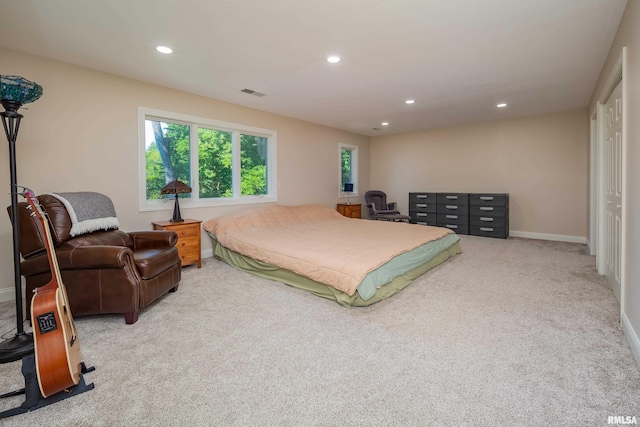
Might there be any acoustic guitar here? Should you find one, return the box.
[22,189,83,398]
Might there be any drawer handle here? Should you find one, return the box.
[480,217,494,222]
[480,196,494,201]
[445,195,458,200]
[479,207,494,211]
[446,215,458,219]
[416,203,427,208]
[417,221,427,225]
[445,205,458,209]
[416,212,427,217]
[416,195,428,199]
[446,224,458,229]
[480,227,494,232]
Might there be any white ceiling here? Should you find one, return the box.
[0,0,628,136]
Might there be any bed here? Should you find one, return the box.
[203,204,461,306]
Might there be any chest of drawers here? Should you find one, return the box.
[436,193,469,234]
[408,192,437,226]
[152,219,202,267]
[409,192,509,238]
[337,203,361,218]
[469,193,509,239]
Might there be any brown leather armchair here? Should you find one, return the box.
[10,194,181,324]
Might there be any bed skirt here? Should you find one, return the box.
[210,235,462,307]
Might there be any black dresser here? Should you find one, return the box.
[408,192,437,226]
[409,192,509,239]
[469,193,509,239]
[436,193,469,234]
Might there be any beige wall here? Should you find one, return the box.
[588,0,640,365]
[0,47,369,298]
[369,110,588,239]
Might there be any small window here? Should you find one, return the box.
[139,107,277,211]
[339,143,358,197]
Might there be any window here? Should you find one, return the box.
[339,143,358,197]
[139,107,277,211]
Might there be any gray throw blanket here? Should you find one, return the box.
[47,192,119,236]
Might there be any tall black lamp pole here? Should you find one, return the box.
[0,75,43,364]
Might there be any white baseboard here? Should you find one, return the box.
[509,230,587,244]
[202,248,213,260]
[0,287,15,303]
[621,310,640,369]
[587,237,596,255]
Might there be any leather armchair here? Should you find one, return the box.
[10,194,181,324]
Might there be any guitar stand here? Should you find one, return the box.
[0,354,95,418]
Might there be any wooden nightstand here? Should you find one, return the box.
[152,219,202,268]
[337,203,361,219]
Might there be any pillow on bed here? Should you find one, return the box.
[205,204,342,236]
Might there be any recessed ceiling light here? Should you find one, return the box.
[327,56,341,63]
[156,46,173,54]
[405,99,415,104]
[381,122,389,126]
[497,103,507,108]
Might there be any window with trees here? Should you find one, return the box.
[339,143,358,197]
[139,108,277,211]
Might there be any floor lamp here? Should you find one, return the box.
[0,75,43,364]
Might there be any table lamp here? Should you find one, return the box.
[344,183,354,205]
[161,180,192,222]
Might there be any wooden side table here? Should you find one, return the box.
[337,203,361,219]
[152,219,202,268]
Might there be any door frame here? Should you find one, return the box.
[589,113,598,256]
[592,47,627,309]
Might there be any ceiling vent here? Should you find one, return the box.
[371,127,381,131]
[241,88,266,97]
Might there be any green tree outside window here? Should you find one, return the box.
[145,120,269,200]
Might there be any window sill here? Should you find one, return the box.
[139,195,277,212]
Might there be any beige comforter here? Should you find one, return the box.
[203,204,453,296]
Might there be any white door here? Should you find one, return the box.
[603,79,623,302]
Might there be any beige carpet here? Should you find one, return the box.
[0,235,638,426]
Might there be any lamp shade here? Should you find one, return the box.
[0,75,43,109]
[161,180,192,195]
[343,183,354,192]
